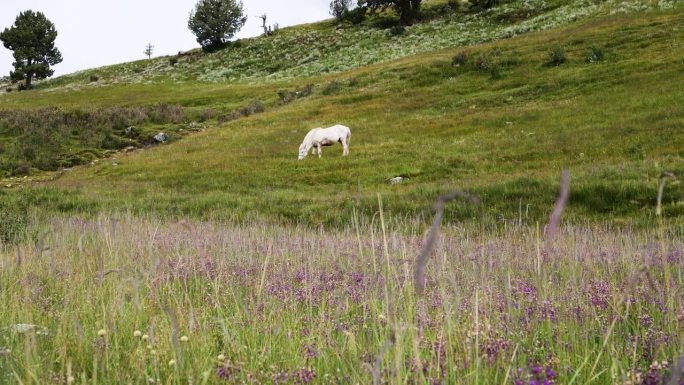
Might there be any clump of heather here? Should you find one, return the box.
[0,215,681,384]
[514,364,557,385]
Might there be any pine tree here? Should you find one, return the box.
[0,10,63,89]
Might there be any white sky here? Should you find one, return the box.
[0,0,332,77]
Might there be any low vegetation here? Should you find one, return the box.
[0,215,681,383]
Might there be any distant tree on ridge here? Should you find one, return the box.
[329,0,353,21]
[144,42,154,59]
[188,0,247,52]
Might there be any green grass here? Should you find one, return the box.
[2,8,681,228]
[0,216,681,384]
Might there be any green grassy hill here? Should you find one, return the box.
[0,0,682,228]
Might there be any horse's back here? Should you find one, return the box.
[328,124,351,137]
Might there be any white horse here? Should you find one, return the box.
[298,124,351,160]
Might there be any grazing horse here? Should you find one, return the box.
[298,124,351,160]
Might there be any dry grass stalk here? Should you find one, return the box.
[657,172,677,216]
[546,168,570,241]
[414,191,478,295]
[667,355,684,385]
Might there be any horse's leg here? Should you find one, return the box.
[343,135,350,156]
[316,144,322,158]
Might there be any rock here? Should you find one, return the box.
[154,132,169,143]
[14,324,37,333]
[123,146,137,152]
[388,176,408,185]
[124,126,136,136]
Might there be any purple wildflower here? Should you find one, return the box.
[295,368,316,384]
[587,280,611,310]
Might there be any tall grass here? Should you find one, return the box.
[0,214,681,384]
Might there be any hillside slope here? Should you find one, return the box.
[3,0,678,90]
[1,3,683,227]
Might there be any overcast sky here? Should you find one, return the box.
[0,0,332,78]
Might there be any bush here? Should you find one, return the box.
[322,80,342,95]
[547,46,566,66]
[475,52,493,71]
[218,100,265,124]
[169,57,179,66]
[0,197,28,245]
[198,108,216,122]
[11,163,30,176]
[452,51,468,66]
[150,103,184,124]
[472,49,504,79]
[343,6,367,24]
[586,46,604,63]
[89,75,99,82]
[489,63,502,79]
[388,25,406,37]
[470,0,500,9]
[278,84,314,104]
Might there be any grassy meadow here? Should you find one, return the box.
[0,216,682,384]
[2,7,682,227]
[0,0,683,384]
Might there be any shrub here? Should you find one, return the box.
[0,197,28,245]
[89,75,99,82]
[489,63,502,79]
[169,57,179,66]
[322,80,342,95]
[11,163,30,176]
[547,46,566,66]
[388,25,406,37]
[475,52,492,71]
[299,84,314,97]
[343,6,367,24]
[277,90,296,104]
[242,100,265,115]
[586,46,604,63]
[218,100,265,124]
[198,108,216,122]
[452,51,468,66]
[278,84,314,104]
[470,0,500,9]
[150,103,184,124]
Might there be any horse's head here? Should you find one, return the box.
[298,143,308,160]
